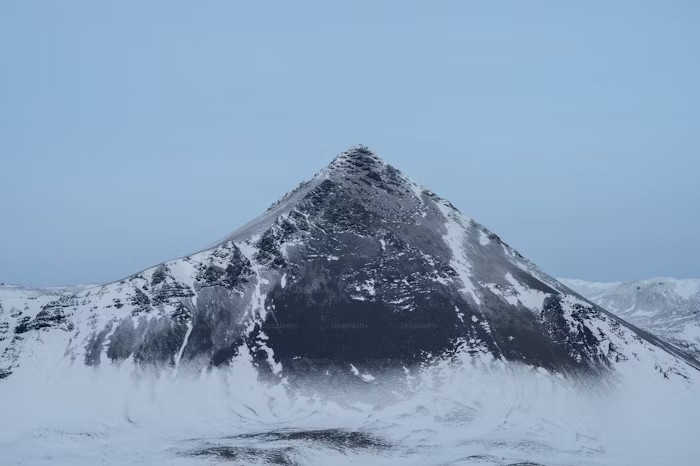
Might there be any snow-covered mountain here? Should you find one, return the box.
[3,146,700,465]
[561,277,700,359]
[1,146,696,383]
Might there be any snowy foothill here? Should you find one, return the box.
[563,277,700,359]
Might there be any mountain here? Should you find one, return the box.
[562,277,700,359]
[1,146,697,382]
[4,147,700,465]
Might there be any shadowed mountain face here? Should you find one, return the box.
[0,146,697,380]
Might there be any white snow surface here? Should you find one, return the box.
[1,346,699,465]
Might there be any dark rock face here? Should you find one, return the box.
[14,301,73,334]
[196,243,252,289]
[182,429,390,464]
[0,321,8,342]
[215,147,618,375]
[263,280,466,365]
[103,311,192,366]
[84,323,113,366]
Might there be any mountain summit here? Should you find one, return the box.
[0,146,696,380]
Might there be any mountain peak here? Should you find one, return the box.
[335,144,381,162]
[325,145,388,179]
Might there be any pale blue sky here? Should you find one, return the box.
[1,1,699,286]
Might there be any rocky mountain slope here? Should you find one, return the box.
[562,277,700,359]
[1,146,697,382]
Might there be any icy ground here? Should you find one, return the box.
[1,349,698,466]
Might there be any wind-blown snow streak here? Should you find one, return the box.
[435,199,481,305]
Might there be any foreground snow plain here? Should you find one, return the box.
[1,346,698,466]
